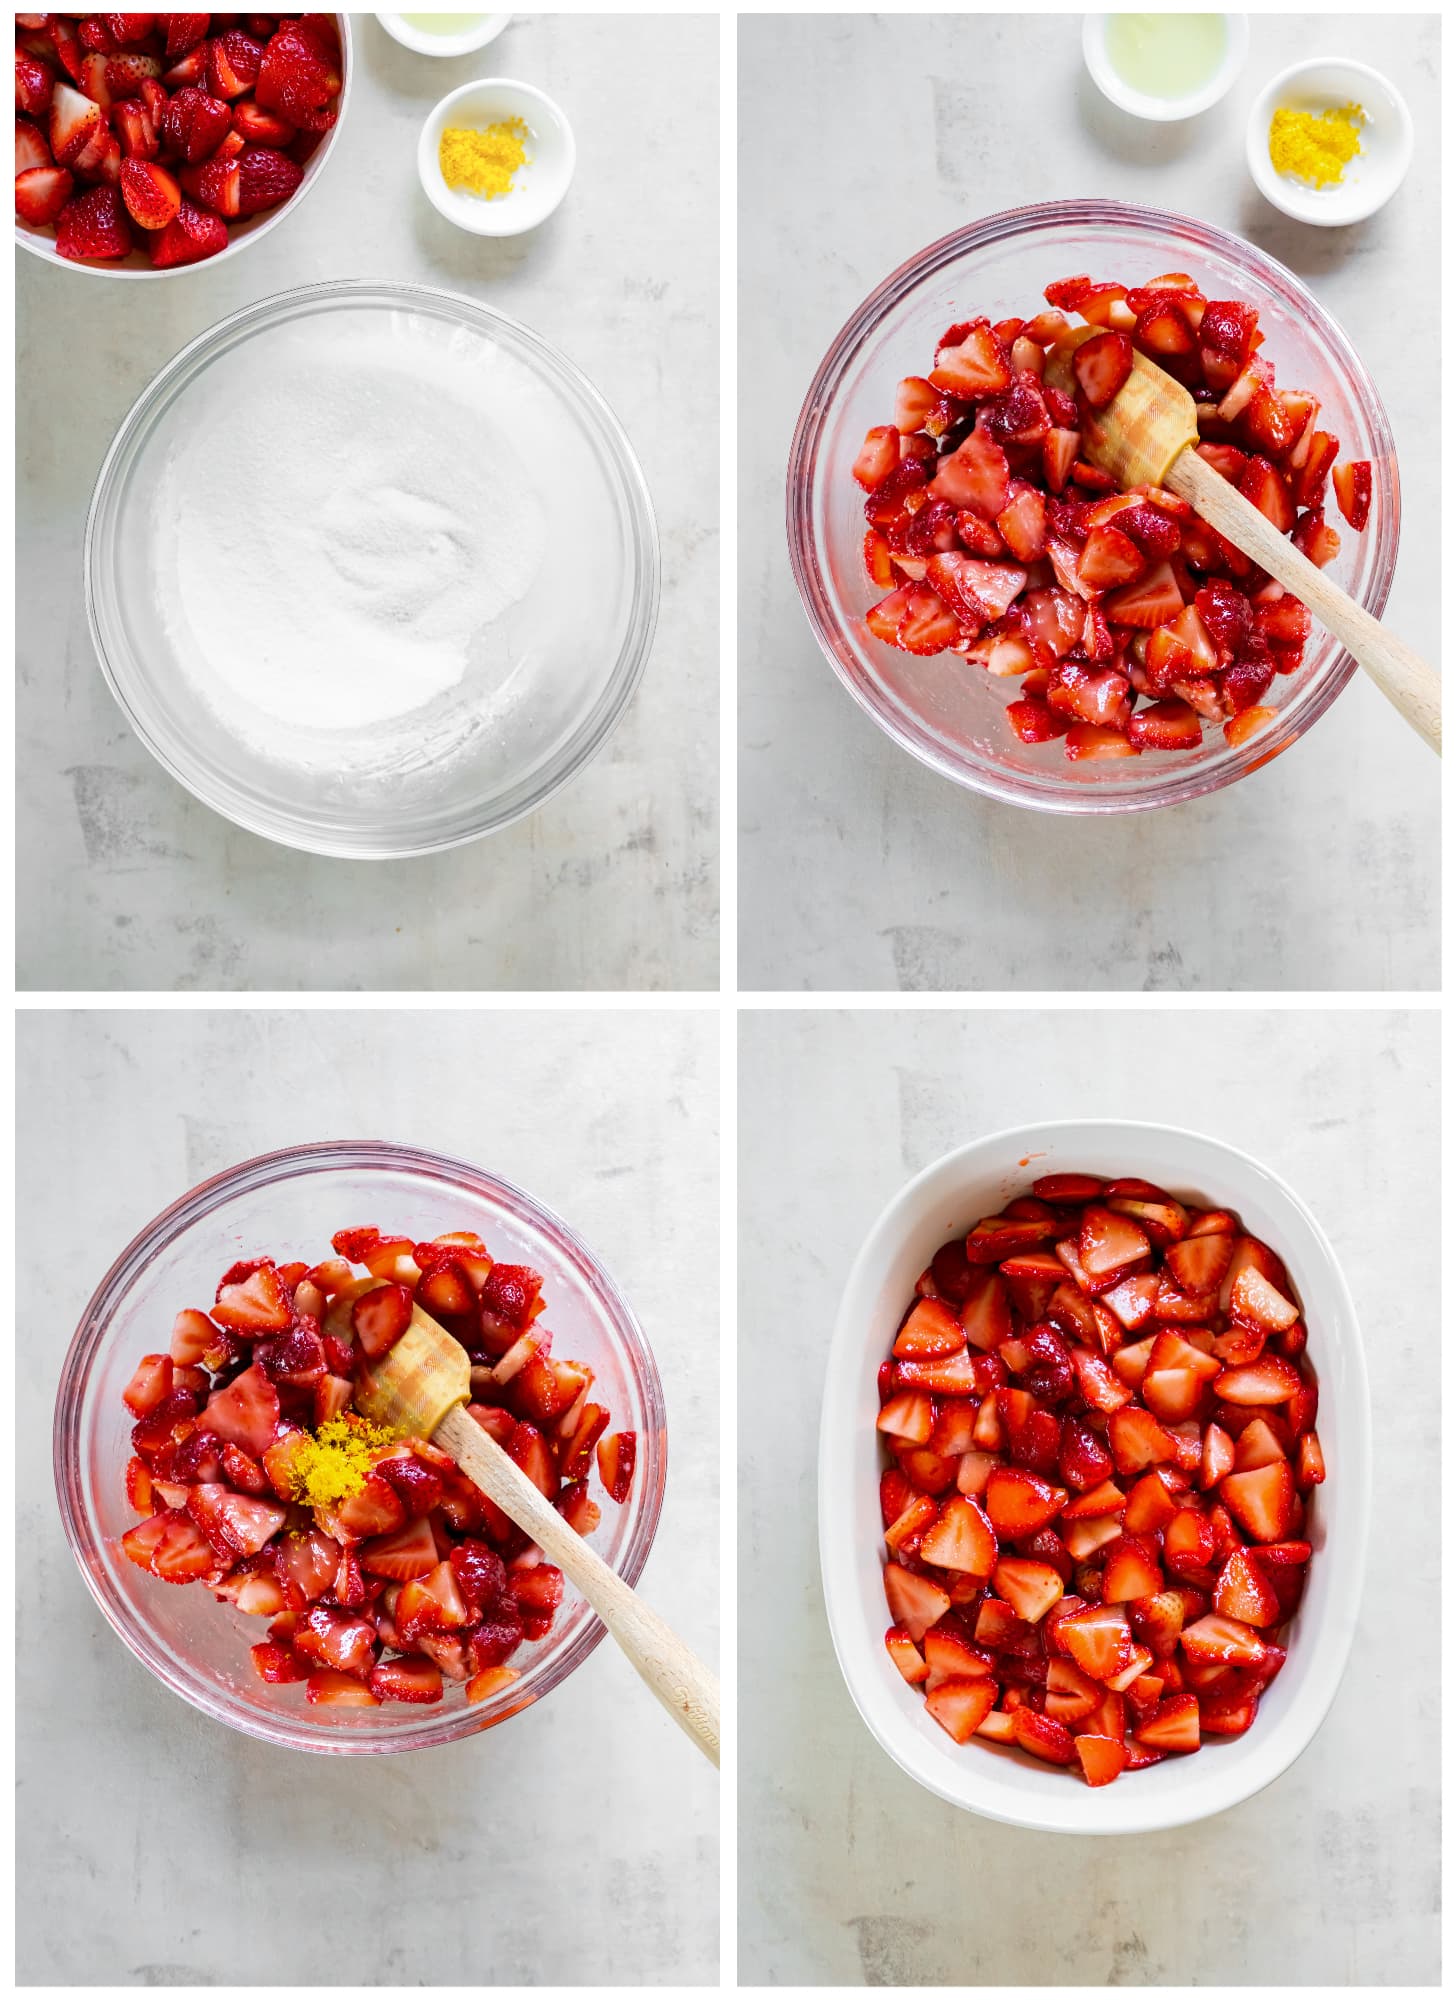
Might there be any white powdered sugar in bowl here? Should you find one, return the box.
[86,283,659,855]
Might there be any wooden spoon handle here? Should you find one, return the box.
[436,1404,720,1766]
[1167,448,1441,754]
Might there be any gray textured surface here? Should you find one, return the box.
[738,1007,1438,1984]
[738,15,1440,992]
[17,14,718,992]
[18,1008,719,1985]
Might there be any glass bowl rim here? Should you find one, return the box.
[83,278,662,857]
[52,1138,668,1754]
[786,196,1400,815]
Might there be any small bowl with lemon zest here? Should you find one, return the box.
[419,77,575,237]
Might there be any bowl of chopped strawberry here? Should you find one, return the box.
[15,14,350,276]
[820,1121,1368,1831]
[788,200,1400,810]
[54,1142,665,1751]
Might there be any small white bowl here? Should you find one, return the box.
[1083,13,1248,123]
[1247,59,1413,227]
[378,13,510,59]
[819,1118,1370,1835]
[14,13,352,280]
[418,77,574,237]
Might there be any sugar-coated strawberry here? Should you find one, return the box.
[1331,459,1372,532]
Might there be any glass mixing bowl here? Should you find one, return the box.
[787,199,1400,813]
[85,281,660,855]
[53,1142,666,1754]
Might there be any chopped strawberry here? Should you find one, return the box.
[596,1429,636,1503]
[926,1676,997,1743]
[119,155,178,228]
[1331,460,1372,531]
[1073,329,1133,411]
[369,1656,444,1704]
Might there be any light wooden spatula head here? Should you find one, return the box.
[352,1300,471,1438]
[1044,324,1199,491]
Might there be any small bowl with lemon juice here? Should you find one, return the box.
[379,13,511,58]
[1083,13,1248,123]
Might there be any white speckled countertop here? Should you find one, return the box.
[738,1006,1437,1984]
[18,1008,719,1985]
[17,14,718,992]
[739,15,1439,993]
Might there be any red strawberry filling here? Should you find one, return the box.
[14,12,342,263]
[854,272,1374,761]
[877,1175,1321,1784]
[119,1224,638,1713]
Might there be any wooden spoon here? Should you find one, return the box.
[1046,328,1440,753]
[354,1301,720,1766]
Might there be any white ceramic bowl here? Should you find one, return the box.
[1247,59,1413,227]
[14,14,352,279]
[1082,13,1248,123]
[378,12,511,58]
[418,77,574,237]
[819,1118,1369,1834]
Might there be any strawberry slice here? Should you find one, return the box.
[884,1561,950,1642]
[305,1671,379,1706]
[148,194,228,266]
[1181,1612,1267,1667]
[930,319,1012,398]
[1102,559,1183,629]
[213,1258,292,1334]
[202,1364,280,1459]
[208,29,265,100]
[932,428,1011,519]
[1135,1691,1200,1753]
[1101,1533,1164,1603]
[1214,1354,1302,1405]
[119,156,179,229]
[351,1280,413,1360]
[1229,1265,1301,1334]
[358,1514,438,1582]
[1220,1459,1296,1543]
[54,178,131,258]
[992,1556,1064,1623]
[983,1466,1065,1538]
[161,84,231,162]
[186,1484,287,1559]
[1073,329,1133,410]
[1011,1707,1076,1766]
[1238,455,1296,533]
[15,162,73,223]
[893,1297,965,1360]
[918,1495,996,1575]
[1213,1547,1280,1627]
[853,425,901,491]
[926,1676,997,1744]
[369,1657,445,1704]
[1075,1734,1129,1787]
[1331,459,1372,531]
[49,78,104,165]
[596,1429,636,1503]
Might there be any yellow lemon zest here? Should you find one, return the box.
[1268,103,1365,189]
[286,1413,397,1510]
[439,118,529,200]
